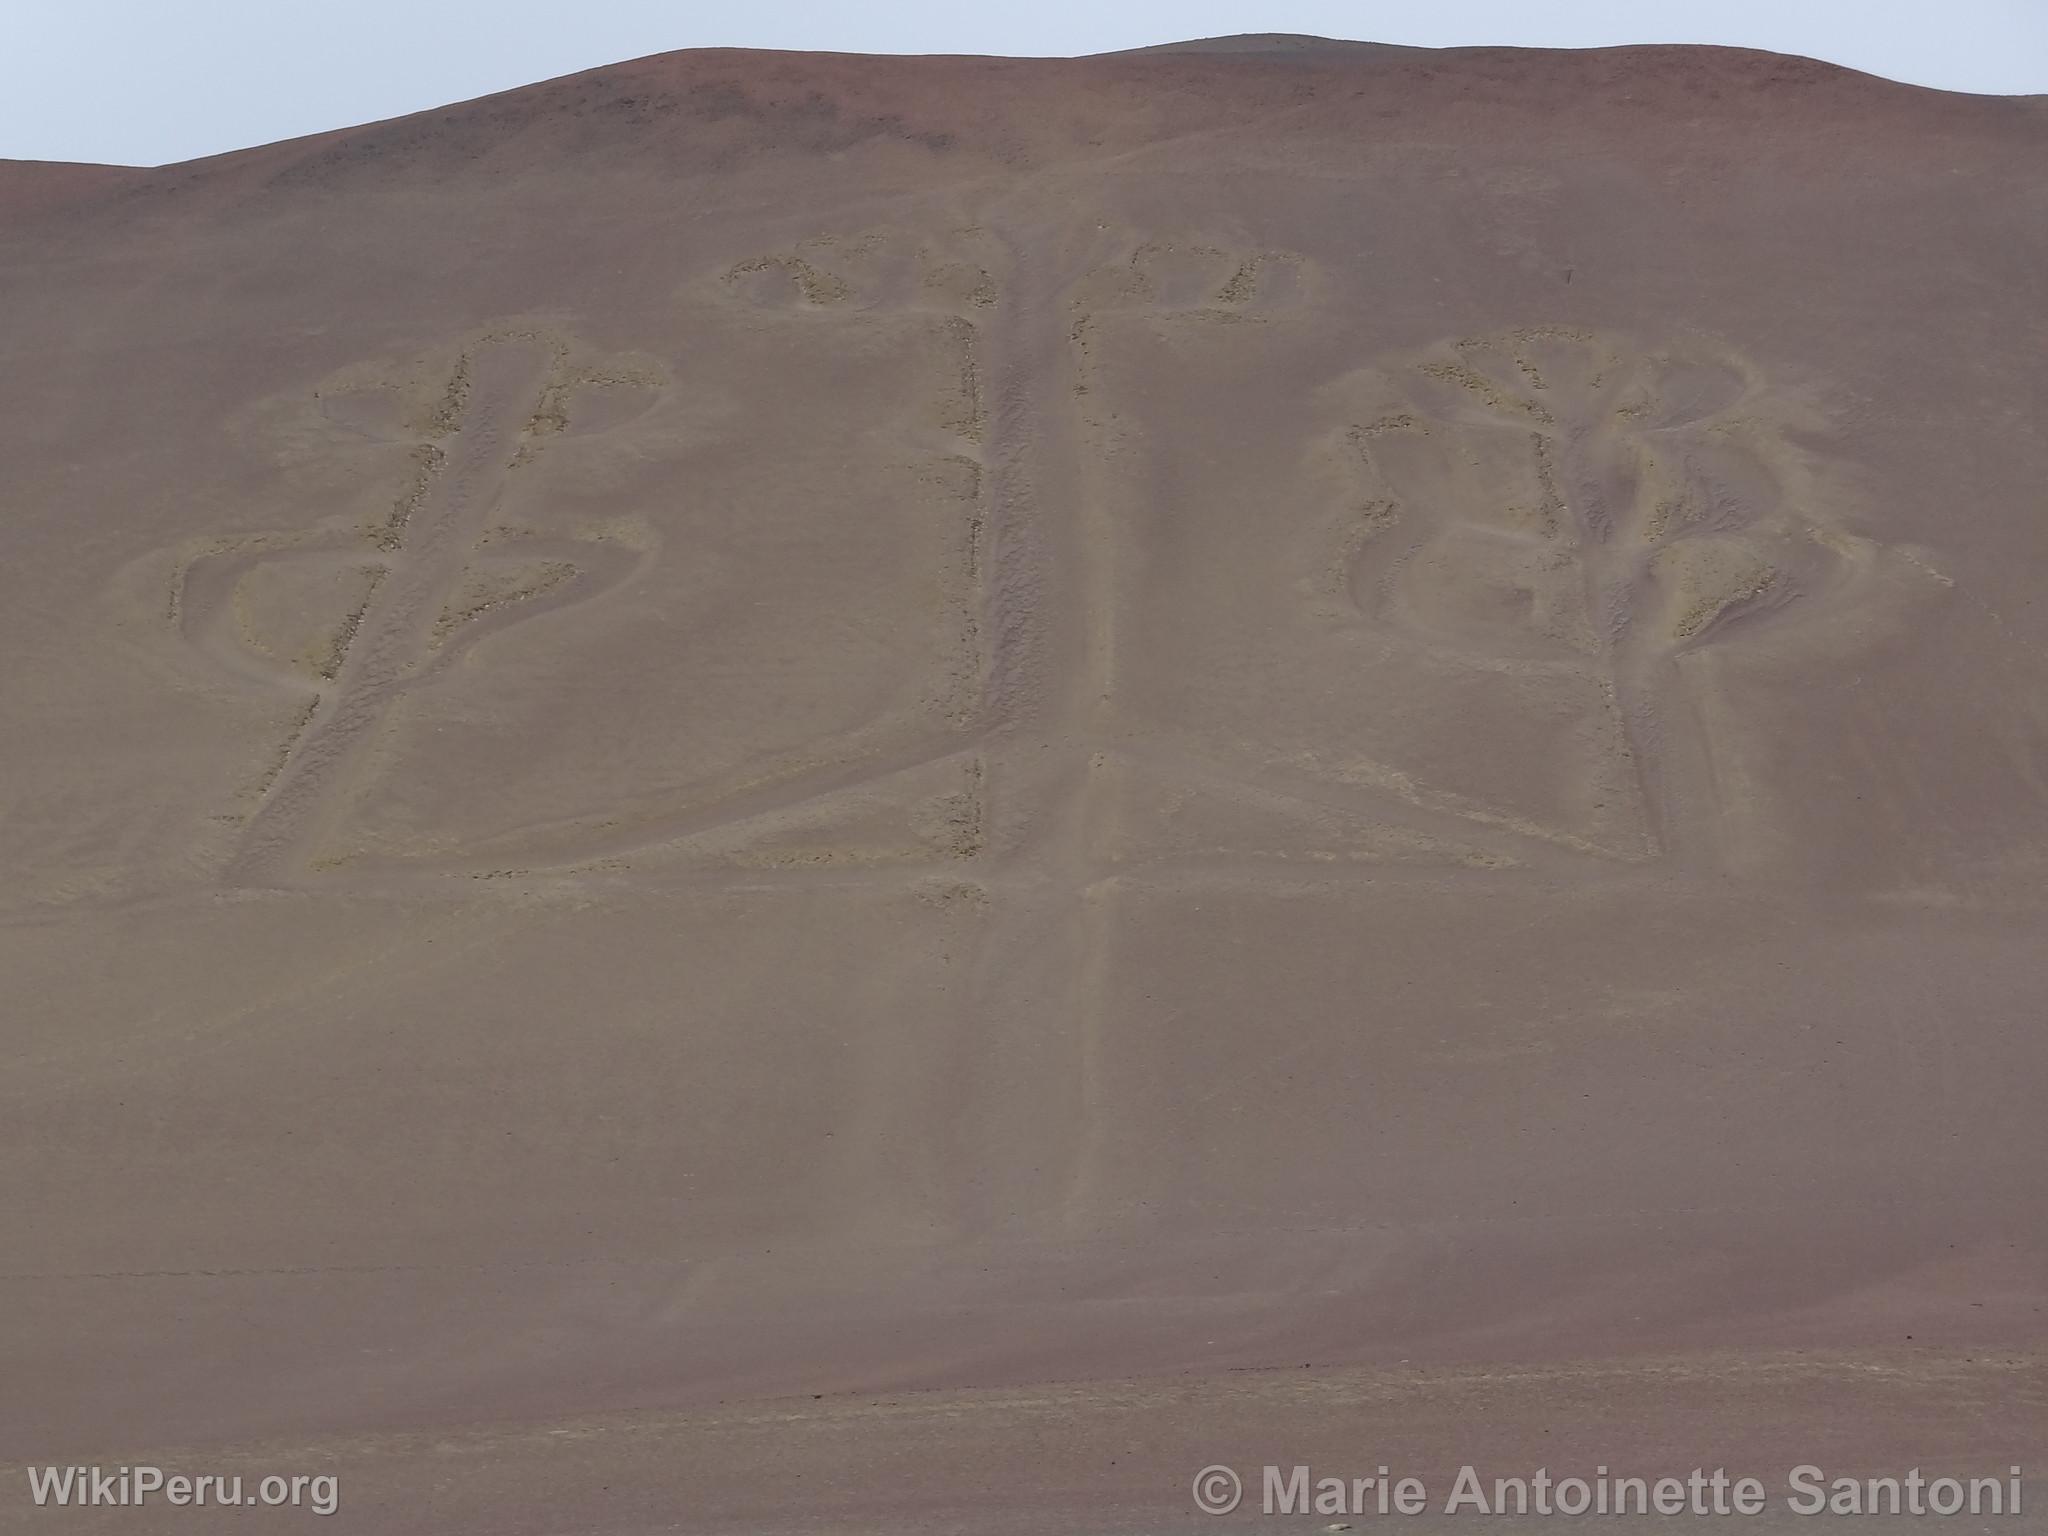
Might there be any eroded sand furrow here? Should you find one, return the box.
[225,342,553,884]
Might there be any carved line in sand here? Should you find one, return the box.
[1068,238,1306,427]
[167,330,666,884]
[1316,325,1898,866]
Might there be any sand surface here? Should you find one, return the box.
[2,36,2046,1532]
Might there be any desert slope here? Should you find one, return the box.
[2,38,2046,1532]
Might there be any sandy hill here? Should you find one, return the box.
[2,39,2045,1533]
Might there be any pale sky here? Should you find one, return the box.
[8,0,2046,167]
